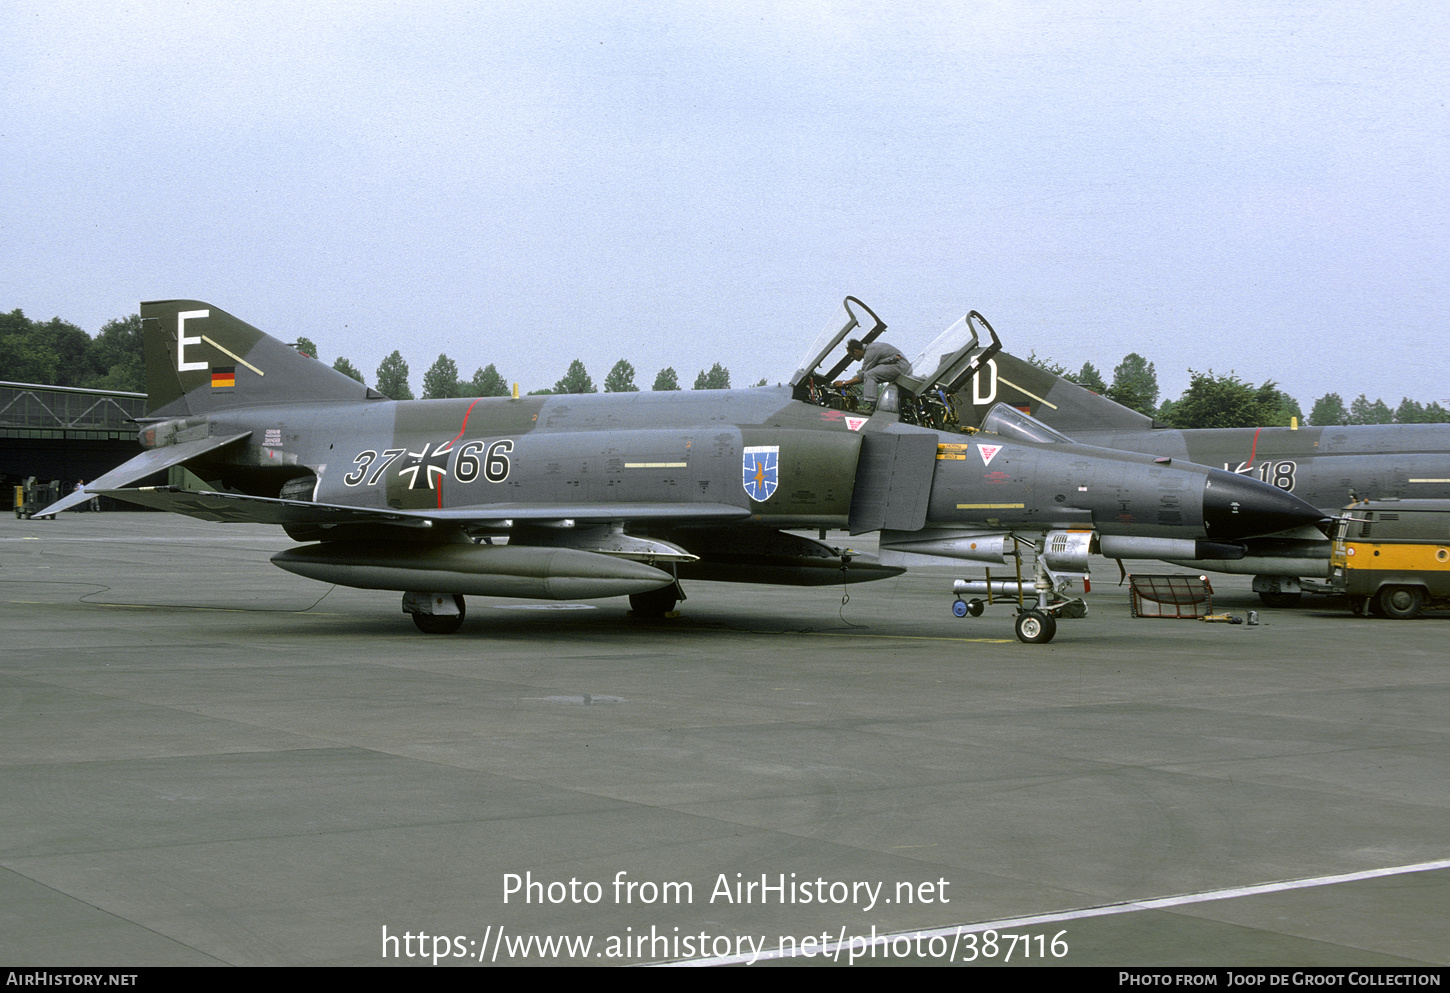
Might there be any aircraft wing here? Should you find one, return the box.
[33,432,252,517]
[87,485,752,529]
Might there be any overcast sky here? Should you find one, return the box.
[4,1,1446,407]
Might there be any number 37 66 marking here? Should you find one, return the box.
[343,439,514,487]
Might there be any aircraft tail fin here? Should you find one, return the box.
[141,300,381,416]
[959,345,1161,435]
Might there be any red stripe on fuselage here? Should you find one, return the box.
[438,399,480,509]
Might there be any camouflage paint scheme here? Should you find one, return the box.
[38,300,1324,629]
[948,337,1450,599]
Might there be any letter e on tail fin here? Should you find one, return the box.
[140,299,378,416]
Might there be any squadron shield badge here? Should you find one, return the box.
[742,445,779,502]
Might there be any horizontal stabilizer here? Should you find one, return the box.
[91,486,418,526]
[34,432,251,517]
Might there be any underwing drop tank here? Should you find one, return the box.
[272,541,675,600]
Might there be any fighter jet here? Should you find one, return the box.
[932,314,1450,606]
[37,298,1323,640]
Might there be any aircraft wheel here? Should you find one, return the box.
[412,595,466,634]
[1014,610,1057,644]
[1258,590,1302,608]
[629,586,678,618]
[1376,585,1425,620]
[967,598,985,617]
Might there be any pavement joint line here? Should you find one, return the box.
[662,857,1450,967]
[0,598,1016,638]
[0,865,234,966]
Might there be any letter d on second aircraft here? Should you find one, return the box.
[972,358,998,406]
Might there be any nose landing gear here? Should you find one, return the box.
[947,531,1091,644]
[1013,609,1057,644]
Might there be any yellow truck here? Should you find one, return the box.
[1329,499,1450,618]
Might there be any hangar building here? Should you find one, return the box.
[2,381,146,505]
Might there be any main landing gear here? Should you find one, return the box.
[628,581,685,619]
[403,592,466,634]
[400,581,686,634]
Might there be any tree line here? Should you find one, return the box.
[1030,351,1450,429]
[2,310,144,392]
[5,307,1444,426]
[0,309,743,399]
[330,345,743,401]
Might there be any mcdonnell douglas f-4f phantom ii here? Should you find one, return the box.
[931,314,1450,607]
[38,298,1323,642]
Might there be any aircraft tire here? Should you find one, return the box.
[1258,590,1302,608]
[412,595,466,634]
[1015,610,1056,644]
[629,587,678,618]
[1376,585,1425,620]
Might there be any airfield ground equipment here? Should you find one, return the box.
[1329,498,1450,619]
[1127,574,1215,619]
[14,477,61,519]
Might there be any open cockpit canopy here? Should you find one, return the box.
[896,310,1002,397]
[789,296,888,390]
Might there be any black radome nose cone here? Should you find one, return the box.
[1202,469,1326,538]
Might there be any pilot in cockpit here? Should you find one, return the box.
[834,339,911,412]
